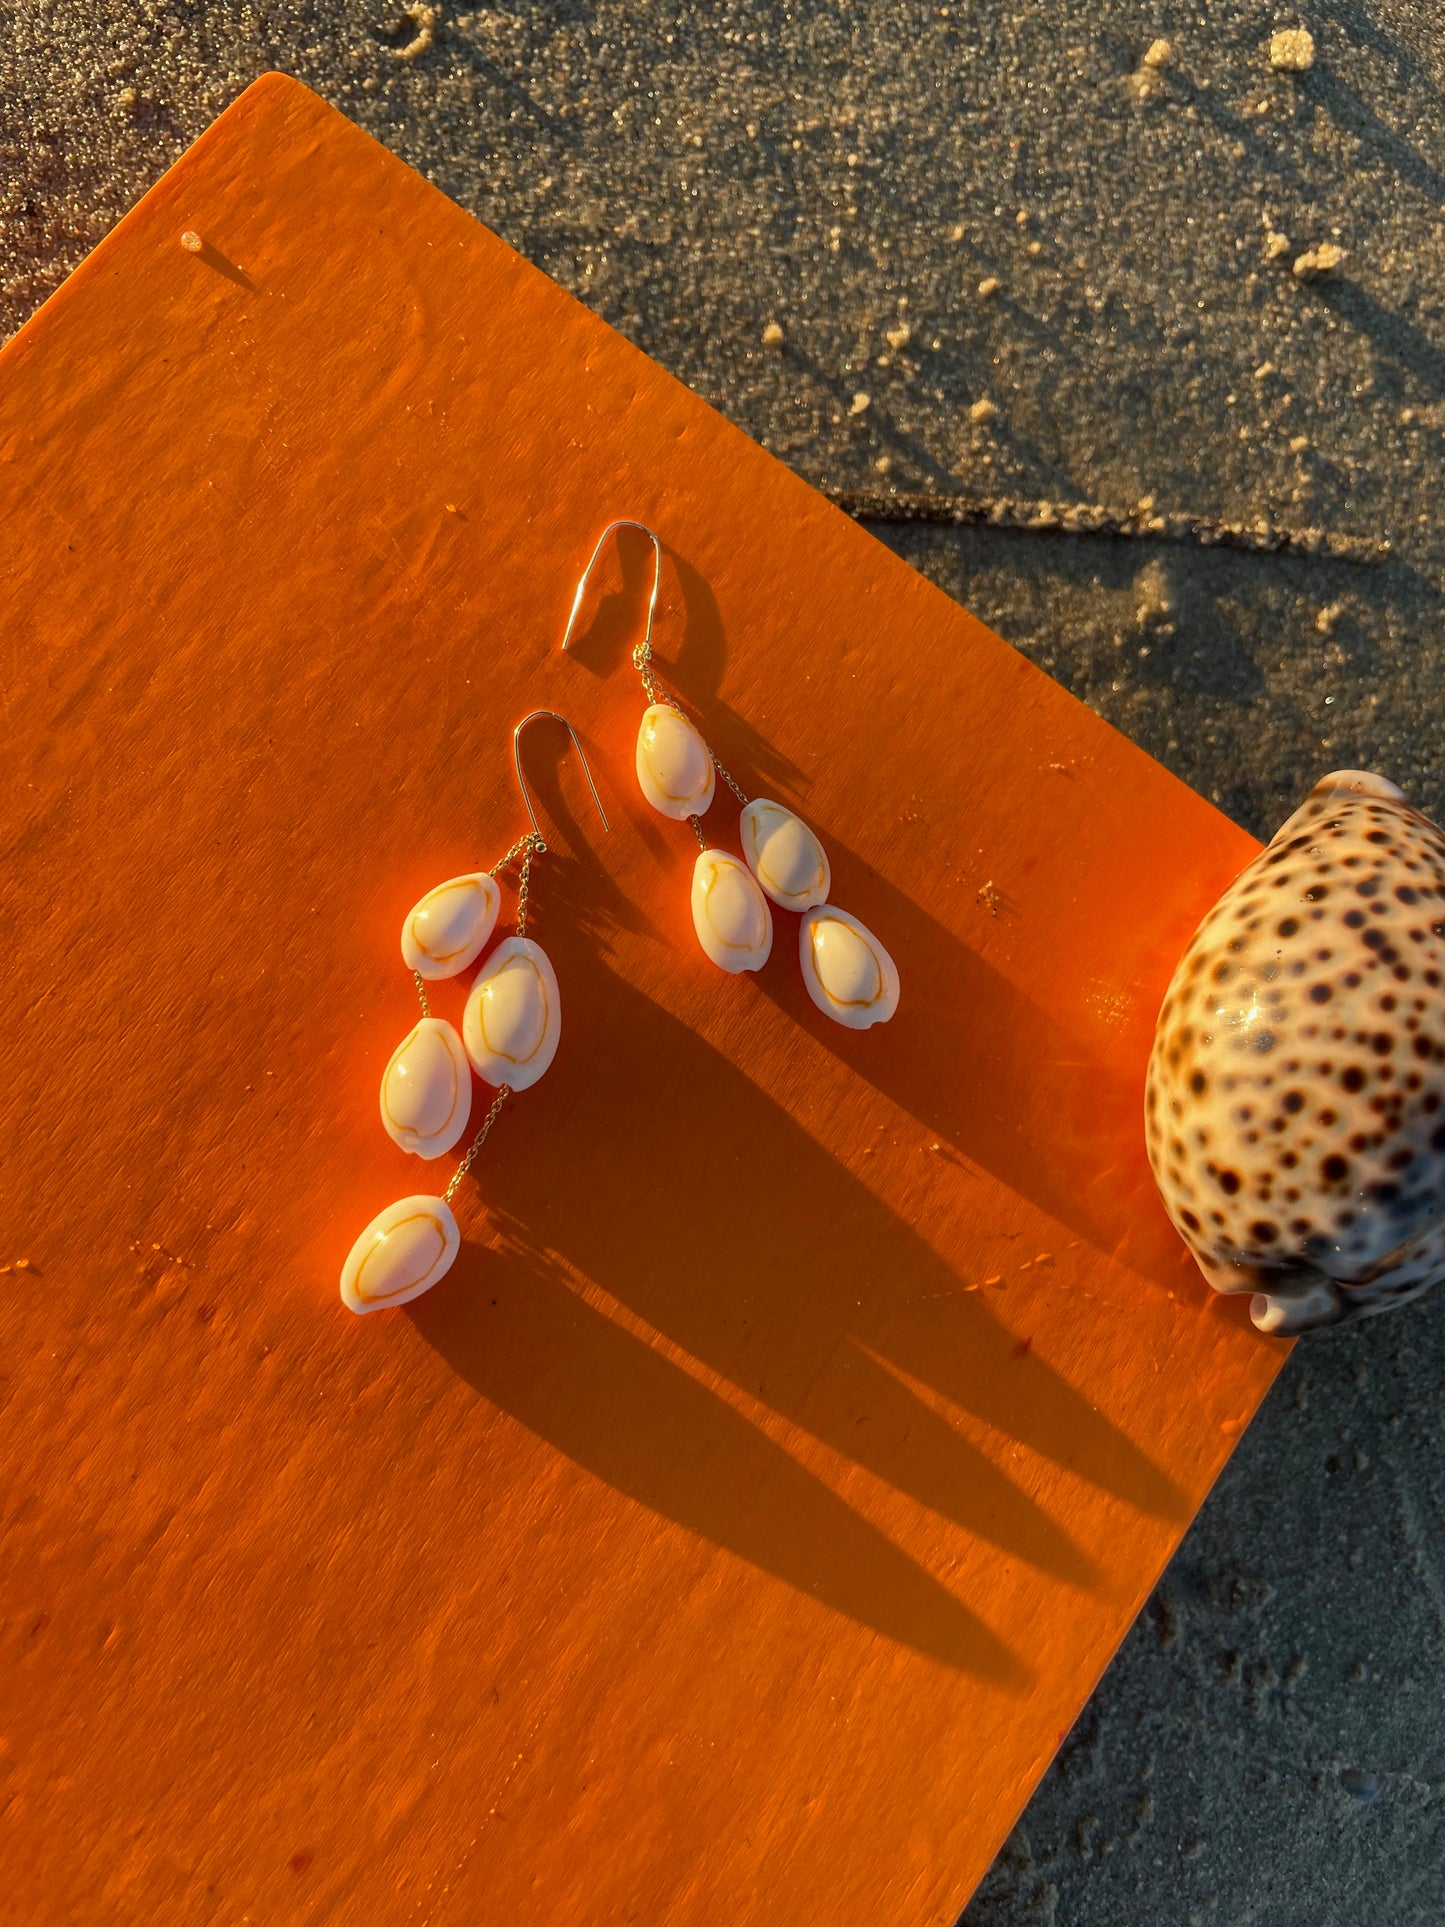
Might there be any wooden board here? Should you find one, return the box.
[0,74,1283,1926]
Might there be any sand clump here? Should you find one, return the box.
[1293,242,1346,278]
[1269,28,1316,71]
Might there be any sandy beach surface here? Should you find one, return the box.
[5,4,1444,1921]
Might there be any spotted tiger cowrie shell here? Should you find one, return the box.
[740,799,831,911]
[1147,770,1445,1334]
[798,905,899,1029]
[636,703,715,820]
[379,1017,471,1159]
[462,936,560,1091]
[340,1194,460,1314]
[691,849,773,972]
[401,872,500,980]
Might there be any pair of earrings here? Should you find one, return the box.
[340,524,899,1316]
[564,521,900,1028]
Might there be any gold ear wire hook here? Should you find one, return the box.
[559,520,748,822]
[512,709,611,839]
[560,519,663,677]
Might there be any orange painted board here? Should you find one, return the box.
[0,75,1281,1926]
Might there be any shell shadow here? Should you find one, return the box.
[411,950,1190,1675]
[538,531,1190,1537]
[744,815,1185,1300]
[507,711,663,955]
[410,1237,1031,1684]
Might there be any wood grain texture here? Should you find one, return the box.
[0,75,1284,1927]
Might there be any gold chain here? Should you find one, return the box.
[707,740,749,806]
[411,832,543,1010]
[514,844,536,938]
[632,597,747,804]
[667,688,747,804]
[637,660,748,806]
[489,829,547,938]
[635,644,661,703]
[490,829,546,879]
[444,1085,512,1206]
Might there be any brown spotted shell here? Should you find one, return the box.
[1146,771,1445,1334]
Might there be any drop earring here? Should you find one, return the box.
[561,520,899,1029]
[340,710,609,1314]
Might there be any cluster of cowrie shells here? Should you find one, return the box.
[1147,770,1445,1334]
[341,848,556,1315]
[635,703,899,1028]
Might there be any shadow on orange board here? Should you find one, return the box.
[561,524,1194,1281]
[391,760,1191,1672]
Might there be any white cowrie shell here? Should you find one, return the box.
[691,849,773,973]
[798,905,900,1029]
[401,872,501,980]
[636,703,716,820]
[740,799,831,911]
[462,936,561,1091]
[340,1194,460,1314]
[379,1017,472,1160]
